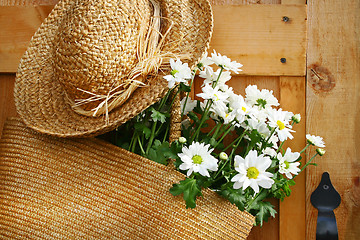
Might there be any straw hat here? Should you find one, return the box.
[0,118,254,239]
[14,0,213,138]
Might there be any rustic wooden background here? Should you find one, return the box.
[0,0,359,239]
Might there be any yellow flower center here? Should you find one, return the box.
[246,167,260,179]
[192,155,203,164]
[242,106,247,112]
[284,160,290,169]
[214,94,220,101]
[277,120,285,130]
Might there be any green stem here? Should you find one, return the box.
[206,122,222,138]
[138,137,146,156]
[228,130,247,161]
[212,67,223,88]
[146,121,158,155]
[214,121,236,140]
[300,143,311,155]
[213,124,234,149]
[262,128,276,151]
[162,124,170,142]
[300,152,319,172]
[213,169,236,182]
[130,132,138,153]
[223,133,244,152]
[276,141,285,154]
[245,188,264,211]
[191,67,225,142]
[155,122,164,137]
[191,100,213,142]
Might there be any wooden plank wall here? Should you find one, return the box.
[306,0,360,239]
[0,0,311,240]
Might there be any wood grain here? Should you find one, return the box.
[0,5,53,72]
[306,0,360,239]
[210,4,306,76]
[0,0,57,5]
[278,77,306,240]
[0,74,17,138]
[0,5,306,76]
[210,0,280,4]
[0,0,310,239]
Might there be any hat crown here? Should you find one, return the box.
[54,0,152,111]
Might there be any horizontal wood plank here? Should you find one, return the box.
[0,5,306,76]
[0,5,53,72]
[210,4,306,76]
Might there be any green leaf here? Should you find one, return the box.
[179,83,191,92]
[209,137,217,147]
[146,140,172,165]
[134,123,151,139]
[169,178,202,208]
[252,201,277,226]
[220,183,246,211]
[147,148,168,165]
[187,111,200,124]
[151,108,167,123]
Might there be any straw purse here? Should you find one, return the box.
[0,118,254,239]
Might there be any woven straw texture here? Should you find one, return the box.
[14,0,213,138]
[0,118,254,239]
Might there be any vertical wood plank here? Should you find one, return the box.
[278,77,306,240]
[307,0,360,239]
[278,2,306,240]
[0,75,17,138]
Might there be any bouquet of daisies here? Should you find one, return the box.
[107,50,325,226]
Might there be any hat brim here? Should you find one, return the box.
[14,0,213,137]
[0,118,254,238]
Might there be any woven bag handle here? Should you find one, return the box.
[169,91,181,143]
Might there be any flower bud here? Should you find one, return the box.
[179,137,187,144]
[219,152,228,161]
[292,113,301,124]
[316,148,326,156]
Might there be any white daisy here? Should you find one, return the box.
[277,148,300,179]
[210,101,236,124]
[163,58,192,88]
[180,97,197,115]
[306,134,325,147]
[263,147,277,158]
[198,52,214,72]
[178,142,218,177]
[209,50,243,74]
[244,118,269,138]
[196,84,229,104]
[200,68,232,89]
[231,150,274,193]
[267,108,295,142]
[228,93,250,124]
[245,85,279,109]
